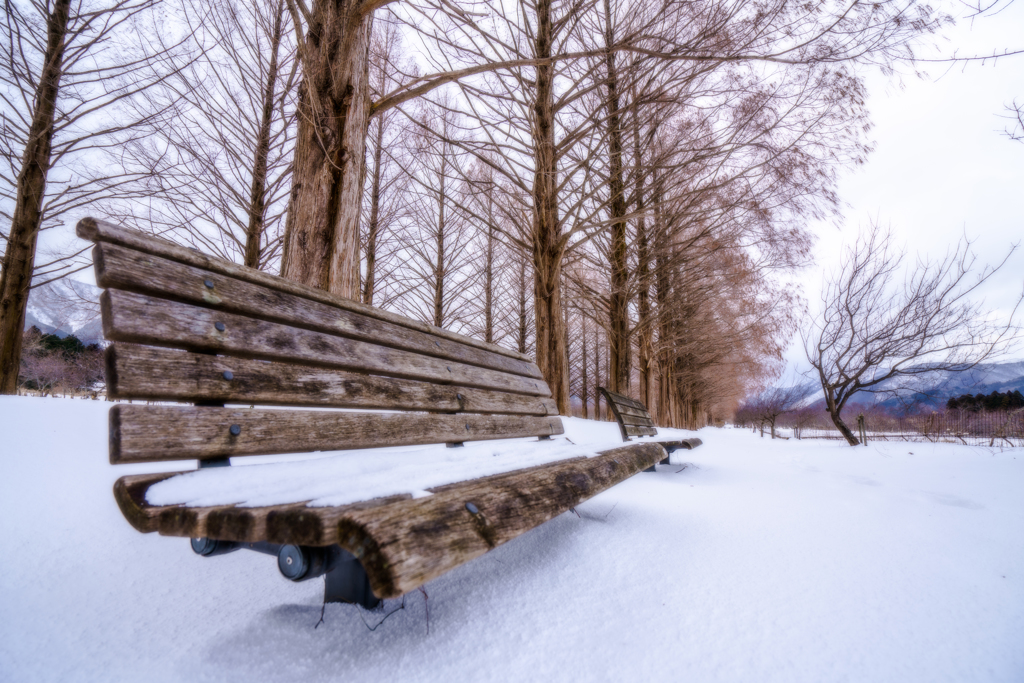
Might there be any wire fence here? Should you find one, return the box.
[772,410,1024,447]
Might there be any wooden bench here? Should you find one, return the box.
[598,387,703,470]
[80,218,672,609]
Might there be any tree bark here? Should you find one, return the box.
[0,0,71,394]
[580,313,589,419]
[653,185,674,427]
[603,0,629,396]
[632,105,652,409]
[824,389,859,445]
[433,151,447,328]
[279,0,370,298]
[484,217,494,343]
[594,326,602,420]
[516,253,528,355]
[243,0,286,270]
[362,112,384,304]
[530,0,569,415]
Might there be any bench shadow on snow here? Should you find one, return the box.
[195,509,600,674]
[194,475,697,678]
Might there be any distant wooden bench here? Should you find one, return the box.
[80,218,671,609]
[598,387,702,470]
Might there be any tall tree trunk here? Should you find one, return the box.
[594,327,602,419]
[484,212,494,343]
[653,187,674,427]
[580,313,589,419]
[517,253,528,354]
[603,0,629,395]
[243,0,285,269]
[632,106,653,409]
[0,0,71,394]
[530,0,569,414]
[563,293,570,408]
[433,152,447,328]
[362,108,385,305]
[279,0,370,298]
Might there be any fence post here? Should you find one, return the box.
[857,413,867,446]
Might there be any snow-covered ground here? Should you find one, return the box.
[2,396,1022,682]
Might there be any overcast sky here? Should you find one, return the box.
[785,1,1024,374]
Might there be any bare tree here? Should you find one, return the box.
[1,0,176,394]
[1001,99,1024,143]
[272,0,943,418]
[392,98,477,332]
[742,383,811,438]
[361,19,413,307]
[109,0,299,269]
[806,222,1023,445]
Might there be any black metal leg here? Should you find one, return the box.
[323,547,380,609]
[192,539,380,609]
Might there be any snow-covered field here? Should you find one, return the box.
[2,396,1022,682]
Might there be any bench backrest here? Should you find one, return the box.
[598,387,657,441]
[78,218,563,465]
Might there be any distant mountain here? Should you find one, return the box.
[23,280,103,345]
[790,360,1024,412]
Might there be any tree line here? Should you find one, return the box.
[2,0,954,426]
[947,390,1024,412]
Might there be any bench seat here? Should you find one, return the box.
[114,438,664,599]
[81,218,670,605]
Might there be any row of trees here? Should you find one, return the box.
[736,400,1024,447]
[947,390,1024,412]
[2,0,953,425]
[737,387,1024,440]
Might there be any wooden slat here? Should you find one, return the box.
[78,218,533,364]
[619,414,655,428]
[264,457,589,546]
[284,441,667,598]
[113,441,666,598]
[112,472,184,533]
[93,242,541,380]
[203,496,410,542]
[624,425,657,437]
[102,290,550,397]
[157,500,313,540]
[157,503,225,539]
[112,475,412,542]
[107,345,559,416]
[110,405,565,463]
[611,397,645,411]
[599,387,644,409]
[613,404,652,420]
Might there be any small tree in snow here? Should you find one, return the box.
[806,223,1022,446]
[742,384,812,438]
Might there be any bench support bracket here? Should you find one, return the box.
[324,547,381,609]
